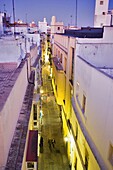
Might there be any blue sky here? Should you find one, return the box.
[0,0,113,27]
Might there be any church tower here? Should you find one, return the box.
[94,0,111,27]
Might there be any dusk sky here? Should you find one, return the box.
[0,0,113,27]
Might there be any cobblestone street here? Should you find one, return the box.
[38,64,70,170]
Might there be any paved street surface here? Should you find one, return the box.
[38,64,70,170]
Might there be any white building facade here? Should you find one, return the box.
[72,26,113,170]
[0,13,4,35]
[38,18,47,34]
[0,33,41,169]
[94,0,113,27]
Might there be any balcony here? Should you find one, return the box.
[52,57,63,71]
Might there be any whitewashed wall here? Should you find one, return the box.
[74,56,113,170]
[76,27,113,68]
[76,42,113,67]
[38,20,47,33]
[0,13,4,35]
[0,37,20,63]
[0,62,28,167]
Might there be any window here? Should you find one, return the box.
[85,149,89,170]
[33,104,37,120]
[27,162,34,168]
[100,1,104,5]
[82,94,86,113]
[63,99,65,104]
[71,48,74,85]
[101,23,103,26]
[34,112,37,120]
[55,85,57,91]
[76,82,79,96]
[58,27,60,30]
[102,12,105,15]
[75,123,78,140]
[60,53,62,63]
[34,122,37,126]
[108,143,113,166]
[74,157,77,170]
[64,57,67,73]
[33,104,37,114]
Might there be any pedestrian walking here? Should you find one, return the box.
[51,138,56,148]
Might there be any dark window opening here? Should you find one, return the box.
[82,94,86,113]
[76,123,78,140]
[33,104,37,120]
[71,48,74,85]
[63,100,65,104]
[34,112,37,120]
[84,149,89,170]
[100,1,104,5]
[108,143,113,166]
[34,122,37,126]
[102,12,106,15]
[74,158,77,170]
[27,162,34,168]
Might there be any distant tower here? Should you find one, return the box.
[51,15,64,46]
[51,16,56,24]
[51,16,64,35]
[94,0,111,27]
[38,17,47,33]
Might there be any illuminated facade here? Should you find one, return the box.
[52,26,113,170]
[0,34,41,169]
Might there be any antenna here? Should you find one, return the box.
[12,0,16,37]
[75,0,77,27]
[70,15,72,26]
[4,4,7,12]
[26,13,28,24]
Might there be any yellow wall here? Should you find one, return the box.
[52,61,65,105]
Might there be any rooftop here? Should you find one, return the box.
[78,55,113,80]
[0,61,24,112]
[58,27,103,38]
[0,36,21,63]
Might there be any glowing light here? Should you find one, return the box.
[45,54,49,63]
[70,134,74,143]
[50,73,52,77]
[40,87,44,94]
[64,136,68,142]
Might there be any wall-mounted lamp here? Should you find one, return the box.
[64,136,68,142]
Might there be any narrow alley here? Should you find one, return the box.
[38,64,70,170]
